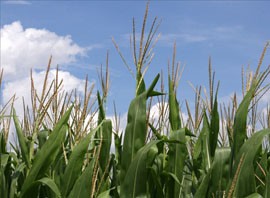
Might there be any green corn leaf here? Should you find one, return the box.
[228,129,270,197]
[99,119,112,172]
[21,106,73,197]
[121,140,160,198]
[9,163,26,198]
[121,74,160,183]
[61,122,101,197]
[194,170,211,198]
[167,128,187,197]
[265,168,270,198]
[20,177,61,198]
[231,81,257,165]
[13,109,30,168]
[136,71,146,96]
[37,129,49,149]
[97,188,115,198]
[244,193,263,198]
[68,158,95,198]
[0,132,6,154]
[209,92,219,158]
[97,91,105,123]
[168,76,181,131]
[207,147,231,197]
[193,113,211,172]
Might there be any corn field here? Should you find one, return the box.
[1,3,270,198]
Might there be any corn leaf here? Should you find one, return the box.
[193,113,211,172]
[68,158,95,198]
[167,128,187,197]
[208,147,231,196]
[168,76,181,130]
[209,92,219,158]
[231,82,257,164]
[21,106,72,197]
[121,74,160,182]
[229,129,270,197]
[9,163,26,198]
[245,193,263,198]
[21,177,61,198]
[99,119,112,172]
[13,109,30,168]
[121,140,160,198]
[61,122,101,197]
[265,168,270,198]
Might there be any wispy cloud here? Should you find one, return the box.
[158,25,244,47]
[118,24,244,48]
[3,0,31,5]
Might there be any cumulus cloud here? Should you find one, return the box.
[1,21,86,80]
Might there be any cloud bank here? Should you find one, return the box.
[1,21,86,80]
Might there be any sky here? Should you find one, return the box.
[1,0,270,123]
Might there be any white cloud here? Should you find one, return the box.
[1,21,86,80]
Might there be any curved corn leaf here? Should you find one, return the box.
[228,129,270,197]
[21,106,72,197]
[68,158,95,198]
[61,122,101,197]
[121,74,160,182]
[21,177,61,198]
[13,109,30,168]
[121,140,160,198]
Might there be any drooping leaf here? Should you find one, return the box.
[21,177,61,198]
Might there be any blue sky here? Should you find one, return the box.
[1,0,270,117]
